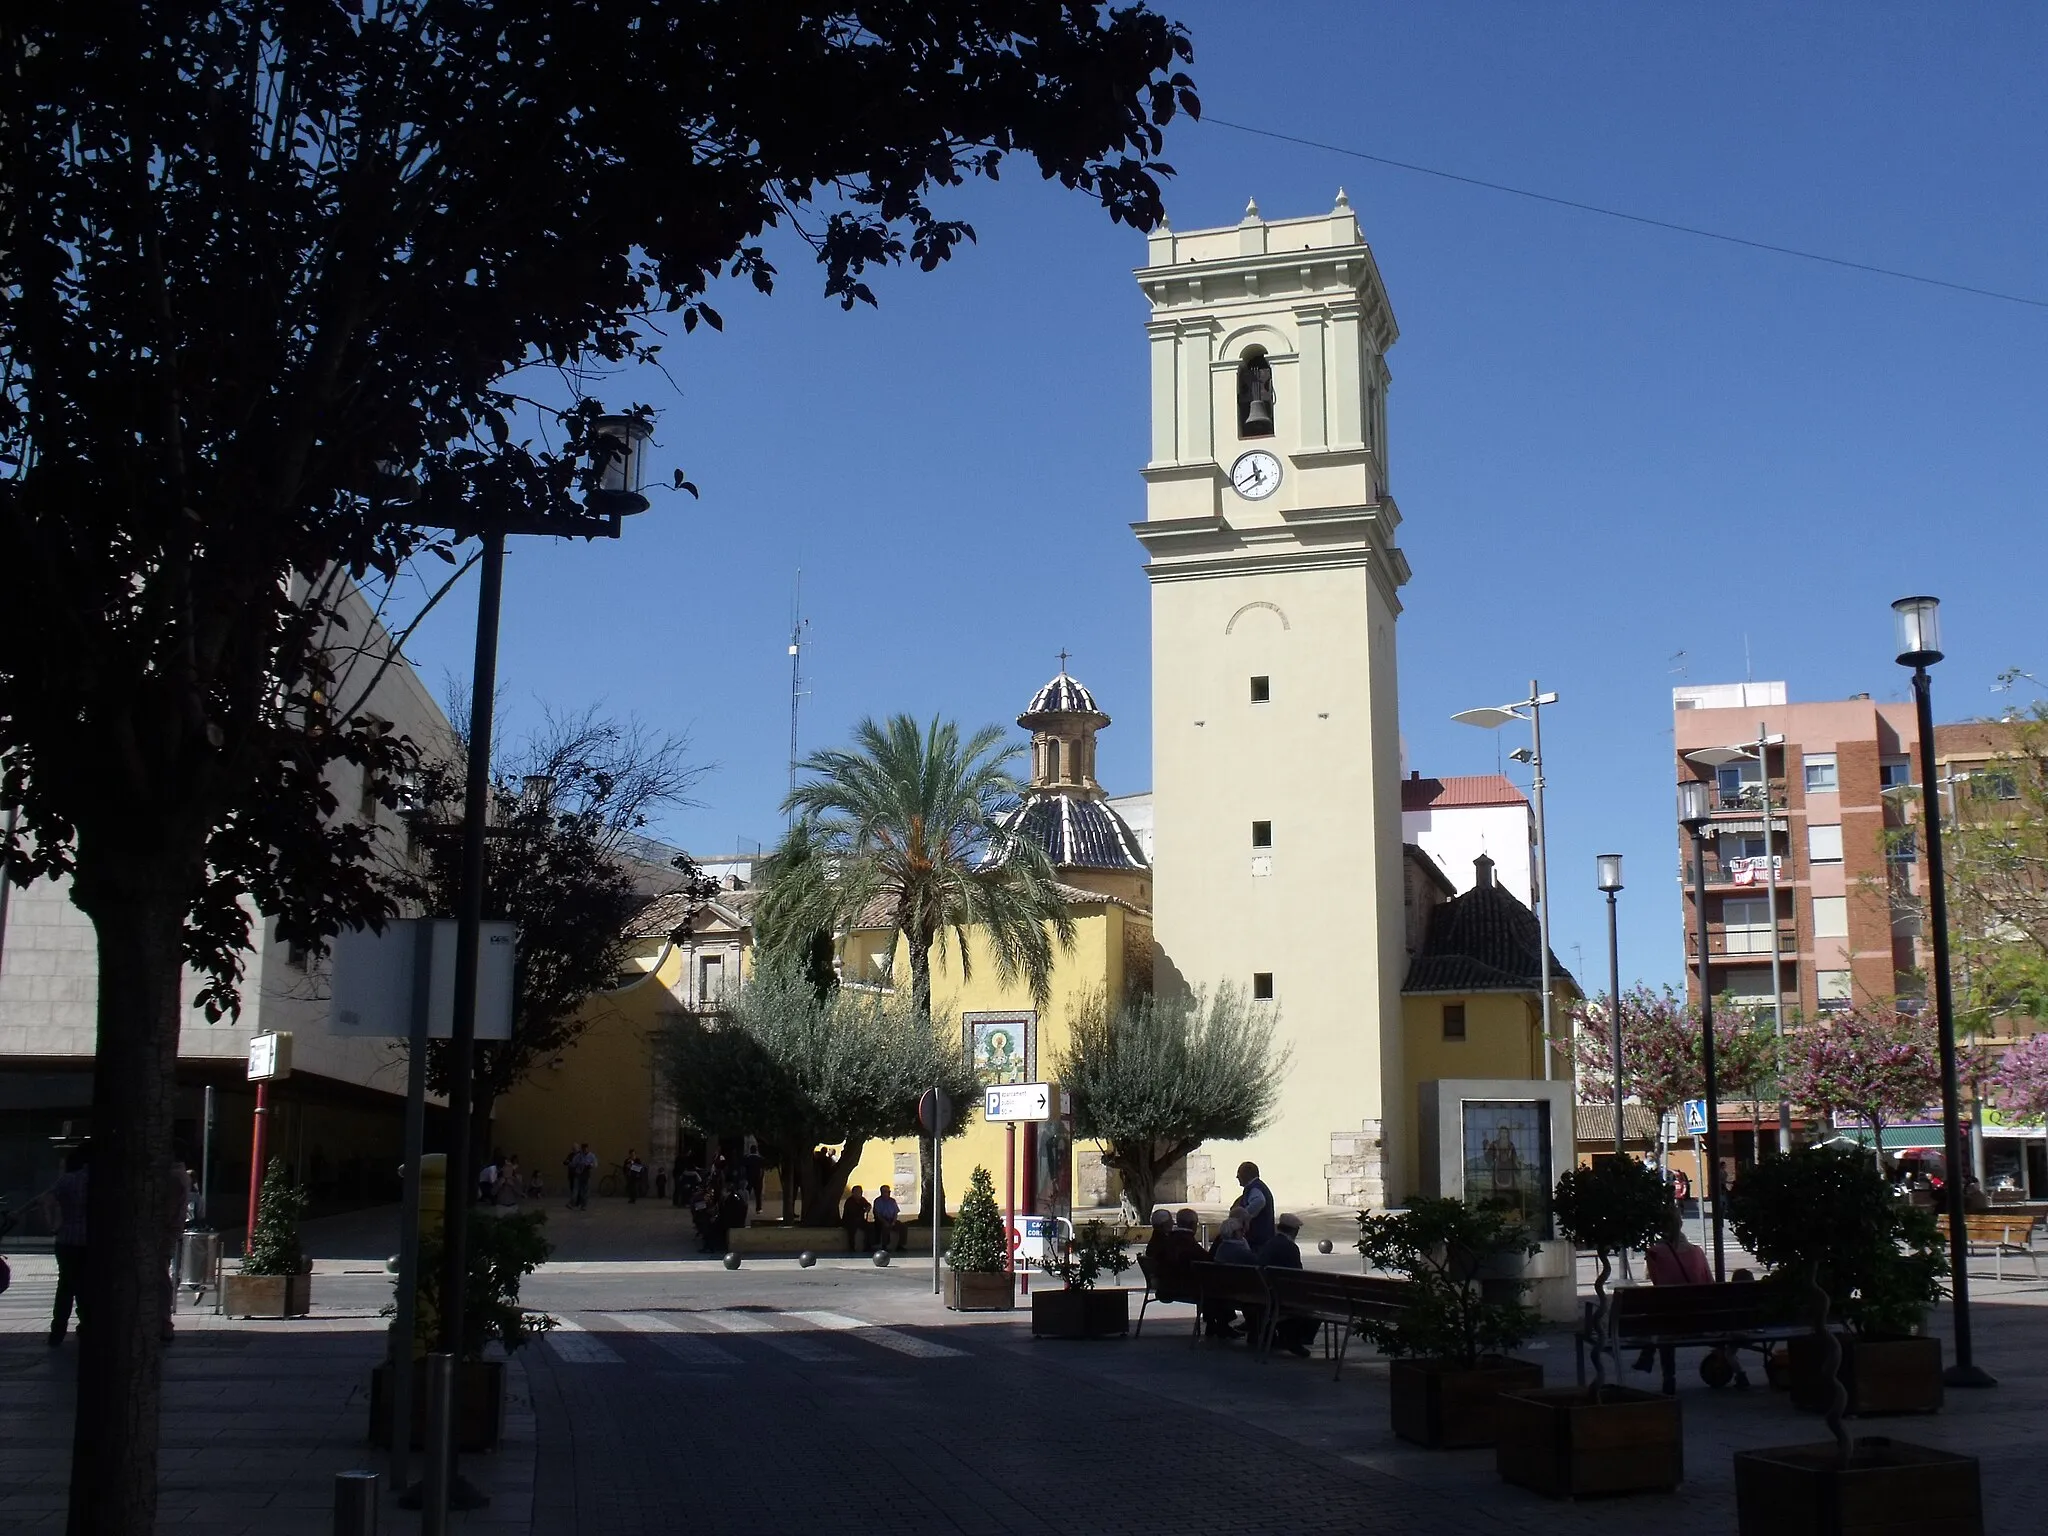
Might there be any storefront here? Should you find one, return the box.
[1980,1107,2048,1200]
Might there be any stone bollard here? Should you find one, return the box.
[798,1252,817,1268]
[333,1469,379,1536]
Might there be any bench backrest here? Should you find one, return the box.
[1943,1213,2040,1242]
[1611,1282,1785,1334]
[1266,1268,1411,1315]
[1188,1260,1270,1305]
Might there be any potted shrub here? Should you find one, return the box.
[1031,1220,1133,1339]
[1783,1199,1946,1418]
[1496,1156,1682,1497]
[943,1166,1015,1312]
[222,1158,312,1318]
[1727,1145,1979,1536]
[1357,1197,1544,1448]
[371,1208,555,1452]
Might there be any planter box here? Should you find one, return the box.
[1733,1438,1982,1536]
[1390,1358,1545,1448]
[1030,1287,1129,1339]
[369,1359,506,1453]
[1790,1335,1944,1416]
[220,1271,311,1319]
[1495,1386,1683,1497]
[945,1270,1016,1312]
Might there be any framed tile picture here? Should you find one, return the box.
[964,1011,1035,1086]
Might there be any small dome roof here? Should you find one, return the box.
[999,795,1149,872]
[1020,670,1107,727]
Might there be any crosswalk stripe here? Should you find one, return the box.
[783,1310,967,1359]
[546,1317,623,1365]
[697,1309,777,1334]
[602,1315,744,1367]
[784,1310,866,1331]
[757,1332,852,1364]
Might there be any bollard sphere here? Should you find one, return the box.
[798,1251,817,1268]
[722,1252,741,1270]
[1317,1239,1333,1255]
[872,1250,890,1268]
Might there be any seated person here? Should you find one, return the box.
[1634,1204,1713,1371]
[1202,1217,1258,1339]
[842,1185,872,1253]
[1259,1213,1319,1358]
[1142,1208,1176,1291]
[871,1185,906,1250]
[1149,1208,1206,1305]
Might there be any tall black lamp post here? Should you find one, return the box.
[1892,594,1995,1388]
[1597,854,1625,1159]
[1677,778,1726,1281]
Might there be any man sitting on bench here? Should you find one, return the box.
[1203,1216,1258,1338]
[1258,1213,1319,1358]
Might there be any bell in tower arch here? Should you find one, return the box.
[1237,349,1276,438]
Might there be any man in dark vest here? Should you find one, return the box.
[1233,1161,1276,1250]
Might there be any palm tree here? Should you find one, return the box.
[782,714,1077,1017]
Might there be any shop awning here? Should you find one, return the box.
[1821,1125,1950,1151]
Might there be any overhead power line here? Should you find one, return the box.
[1205,116,2048,312]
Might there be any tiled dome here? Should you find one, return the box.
[999,795,1149,872]
[1020,671,1107,726]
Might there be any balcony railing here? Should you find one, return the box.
[1712,780,1789,813]
[1685,920,1799,959]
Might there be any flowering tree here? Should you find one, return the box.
[1989,1034,2048,1124]
[1571,984,1779,1127]
[1783,1005,1942,1160]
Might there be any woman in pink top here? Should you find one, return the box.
[1643,1208,1713,1286]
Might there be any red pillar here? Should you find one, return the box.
[244,1079,269,1256]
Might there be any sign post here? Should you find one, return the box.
[984,1084,1059,1290]
[917,1087,952,1296]
[244,1033,293,1255]
[1681,1099,1709,1251]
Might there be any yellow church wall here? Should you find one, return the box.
[1399,985,1576,1203]
[839,901,1139,1215]
[490,943,687,1183]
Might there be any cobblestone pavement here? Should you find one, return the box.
[0,1247,2043,1533]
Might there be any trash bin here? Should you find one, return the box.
[179,1227,222,1299]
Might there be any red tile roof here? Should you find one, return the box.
[1400,773,1528,812]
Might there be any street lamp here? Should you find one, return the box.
[1677,776,1726,1281]
[1596,854,1624,1159]
[1453,681,1560,1079]
[1892,594,1994,1389]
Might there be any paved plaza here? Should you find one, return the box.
[1,1203,2044,1533]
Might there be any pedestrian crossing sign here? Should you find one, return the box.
[1683,1099,1708,1136]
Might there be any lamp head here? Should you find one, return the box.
[590,414,654,517]
[1509,746,1536,766]
[1451,705,1522,730]
[1596,853,1624,892]
[1892,595,1942,668]
[1676,779,1712,829]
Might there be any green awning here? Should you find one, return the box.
[1823,1126,1948,1151]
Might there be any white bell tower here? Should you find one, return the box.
[1135,192,1411,1207]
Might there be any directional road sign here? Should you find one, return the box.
[984,1082,1058,1123]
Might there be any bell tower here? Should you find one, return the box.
[1135,192,1411,1207]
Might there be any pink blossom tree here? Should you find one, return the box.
[1572,984,1779,1128]
[1783,1005,1942,1161]
[1989,1034,2048,1124]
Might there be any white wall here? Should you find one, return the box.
[1402,802,1536,908]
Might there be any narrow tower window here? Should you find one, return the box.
[1249,675,1271,703]
[1047,738,1062,783]
[1251,821,1273,848]
[1252,972,1275,1001]
[1237,349,1276,439]
[1442,1003,1467,1041]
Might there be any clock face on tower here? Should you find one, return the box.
[1229,450,1283,501]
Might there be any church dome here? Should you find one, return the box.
[999,795,1149,872]
[1019,669,1108,729]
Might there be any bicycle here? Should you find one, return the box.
[597,1166,622,1199]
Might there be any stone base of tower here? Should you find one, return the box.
[1326,1119,1388,1210]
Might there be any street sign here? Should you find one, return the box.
[917,1088,953,1136]
[328,919,517,1040]
[1683,1098,1708,1136]
[984,1082,1058,1123]
[247,1031,293,1081]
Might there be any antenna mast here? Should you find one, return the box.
[787,571,808,821]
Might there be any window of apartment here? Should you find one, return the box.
[699,954,725,1003]
[1724,968,1774,1006]
[1973,770,2020,801]
[1804,753,1839,793]
[1808,824,1844,864]
[1251,820,1273,849]
[1886,831,1917,866]
[1716,759,1762,799]
[1879,758,1912,790]
[1252,972,1275,1002]
[1249,675,1271,704]
[1722,896,1774,953]
[1817,969,1853,1010]
[1812,895,1849,938]
[1442,1002,1467,1041]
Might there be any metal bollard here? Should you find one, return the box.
[419,1353,455,1536]
[333,1470,379,1536]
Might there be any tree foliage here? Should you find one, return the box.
[1,7,1195,1524]
[782,714,1077,1016]
[1354,1198,1540,1369]
[1569,984,1780,1123]
[1055,986,1288,1220]
[658,966,980,1226]
[1989,1032,2048,1124]
[750,819,841,1004]
[402,1208,556,1361]
[947,1165,1008,1274]
[241,1158,308,1278]
[1551,1155,1669,1395]
[401,707,707,1146]
[1781,1004,1943,1159]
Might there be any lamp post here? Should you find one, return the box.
[1891,595,1994,1389]
[424,413,656,1525]
[1677,777,1726,1281]
[1596,854,1624,1158]
[1453,681,1560,1079]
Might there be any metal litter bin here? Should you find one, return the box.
[178,1227,222,1303]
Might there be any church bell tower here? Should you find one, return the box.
[1135,193,1411,1207]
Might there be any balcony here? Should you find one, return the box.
[1682,854,1787,889]
[1685,920,1799,960]
[1712,780,1789,814]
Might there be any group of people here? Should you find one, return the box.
[477,1150,540,1207]
[1142,1161,1321,1358]
[685,1162,754,1253]
[840,1184,908,1253]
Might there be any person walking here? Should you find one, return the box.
[43,1145,90,1347]
[564,1144,596,1210]
[624,1149,647,1204]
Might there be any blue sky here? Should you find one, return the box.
[388,2,2048,992]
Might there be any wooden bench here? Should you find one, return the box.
[1578,1282,1810,1396]
[1937,1212,2042,1279]
[1186,1261,1274,1352]
[1263,1269,1412,1379]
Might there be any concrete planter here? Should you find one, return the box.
[368,1360,506,1452]
[1030,1287,1129,1339]
[1494,1385,1683,1497]
[1389,1357,1544,1448]
[1789,1335,1944,1416]
[945,1270,1015,1312]
[220,1271,311,1319]
[1733,1438,1981,1536]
